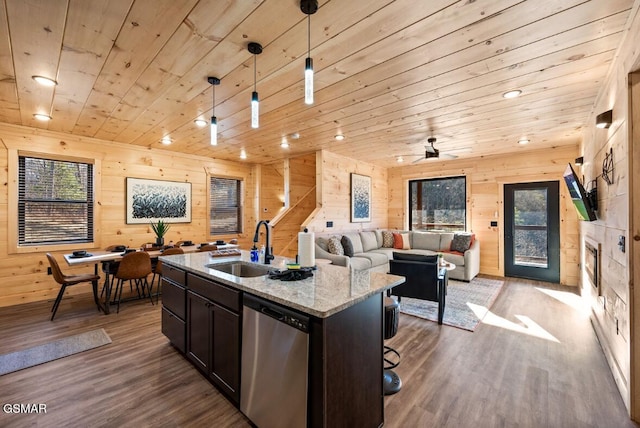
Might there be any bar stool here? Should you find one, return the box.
[113,251,153,313]
[384,296,402,395]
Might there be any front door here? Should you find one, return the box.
[504,181,560,283]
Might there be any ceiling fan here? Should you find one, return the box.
[408,137,458,163]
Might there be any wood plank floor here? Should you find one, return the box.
[0,277,636,427]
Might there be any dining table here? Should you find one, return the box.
[63,243,239,314]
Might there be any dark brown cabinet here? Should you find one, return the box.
[185,276,241,404]
[160,267,186,353]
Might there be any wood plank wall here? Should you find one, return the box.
[0,123,257,307]
[387,145,580,284]
[579,3,640,415]
[305,150,388,234]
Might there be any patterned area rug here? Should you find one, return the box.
[397,277,504,331]
[0,328,111,376]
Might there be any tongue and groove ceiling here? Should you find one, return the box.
[0,0,636,167]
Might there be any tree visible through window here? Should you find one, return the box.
[18,156,94,245]
[409,176,466,232]
[210,177,242,234]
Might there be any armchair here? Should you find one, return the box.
[388,259,447,324]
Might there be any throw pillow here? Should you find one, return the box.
[327,236,344,255]
[341,235,355,257]
[392,252,438,263]
[400,232,411,249]
[450,233,473,253]
[382,231,394,248]
[393,232,411,250]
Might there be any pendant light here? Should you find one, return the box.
[248,42,263,129]
[207,77,220,146]
[301,0,318,105]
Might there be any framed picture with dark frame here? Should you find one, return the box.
[126,177,192,224]
[350,173,371,222]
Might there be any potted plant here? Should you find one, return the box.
[151,219,170,247]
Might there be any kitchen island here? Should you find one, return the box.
[160,251,405,428]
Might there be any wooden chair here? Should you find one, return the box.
[151,247,184,302]
[198,244,218,252]
[113,251,153,313]
[46,253,101,321]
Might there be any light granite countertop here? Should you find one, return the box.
[160,250,405,318]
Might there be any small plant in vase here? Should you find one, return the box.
[151,219,170,247]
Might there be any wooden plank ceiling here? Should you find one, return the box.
[0,0,636,167]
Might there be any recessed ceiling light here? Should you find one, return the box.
[503,90,522,99]
[161,136,172,145]
[33,113,51,121]
[396,156,404,163]
[281,137,289,148]
[32,75,57,87]
[518,138,529,145]
[240,149,247,159]
[290,132,300,139]
[194,119,207,127]
[334,134,345,141]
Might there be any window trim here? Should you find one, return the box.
[408,175,468,232]
[8,149,101,254]
[207,174,244,237]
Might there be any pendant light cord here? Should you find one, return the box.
[212,84,215,115]
[307,14,311,59]
[253,54,257,92]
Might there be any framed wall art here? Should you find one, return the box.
[126,178,191,224]
[350,173,371,222]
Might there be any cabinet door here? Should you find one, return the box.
[210,302,241,403]
[187,291,211,373]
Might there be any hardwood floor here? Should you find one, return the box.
[0,277,636,427]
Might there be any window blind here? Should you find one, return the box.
[18,156,94,245]
[210,177,242,234]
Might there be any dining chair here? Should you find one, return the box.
[46,253,101,321]
[100,244,126,298]
[198,244,218,252]
[151,247,184,303]
[113,251,153,313]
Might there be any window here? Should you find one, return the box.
[18,156,94,245]
[409,176,466,232]
[210,177,242,234]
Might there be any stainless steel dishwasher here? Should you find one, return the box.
[241,294,309,428]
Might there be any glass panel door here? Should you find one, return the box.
[504,181,560,283]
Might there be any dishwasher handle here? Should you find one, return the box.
[260,305,285,321]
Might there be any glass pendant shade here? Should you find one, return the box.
[251,91,259,129]
[210,116,218,146]
[305,57,314,105]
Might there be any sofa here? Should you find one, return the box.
[315,230,480,281]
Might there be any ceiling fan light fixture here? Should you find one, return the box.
[502,89,522,99]
[32,75,57,87]
[301,0,318,105]
[248,42,263,129]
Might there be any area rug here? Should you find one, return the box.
[397,277,504,331]
[0,328,111,376]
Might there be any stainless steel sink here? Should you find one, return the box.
[206,261,271,278]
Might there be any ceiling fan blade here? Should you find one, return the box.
[441,153,458,159]
[411,157,426,164]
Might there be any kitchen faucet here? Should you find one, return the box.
[253,220,274,264]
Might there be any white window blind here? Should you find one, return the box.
[210,177,242,234]
[18,156,94,245]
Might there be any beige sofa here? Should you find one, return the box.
[315,230,480,281]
